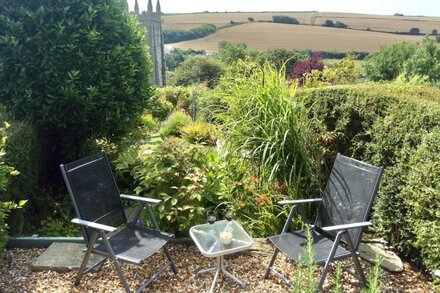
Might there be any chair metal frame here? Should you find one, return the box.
[263,153,383,290]
[60,151,178,293]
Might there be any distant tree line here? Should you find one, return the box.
[272,15,300,25]
[323,19,348,28]
[300,49,369,60]
[164,24,217,44]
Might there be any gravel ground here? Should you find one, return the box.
[0,244,437,293]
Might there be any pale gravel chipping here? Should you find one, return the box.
[0,245,436,293]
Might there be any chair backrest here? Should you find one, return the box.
[60,151,127,244]
[315,153,383,250]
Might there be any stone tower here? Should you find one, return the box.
[132,0,166,87]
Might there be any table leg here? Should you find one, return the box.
[220,256,246,288]
[196,256,246,293]
[196,266,217,276]
[208,257,221,293]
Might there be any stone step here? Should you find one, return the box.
[31,242,105,273]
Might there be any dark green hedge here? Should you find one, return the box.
[302,83,440,273]
[164,24,217,44]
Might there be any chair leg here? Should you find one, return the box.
[75,231,99,286]
[318,231,344,290]
[99,231,132,293]
[163,245,178,274]
[264,248,279,279]
[343,232,367,285]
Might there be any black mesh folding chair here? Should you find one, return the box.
[60,151,178,293]
[264,153,383,290]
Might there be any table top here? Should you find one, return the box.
[189,220,253,257]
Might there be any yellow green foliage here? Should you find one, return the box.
[181,121,218,145]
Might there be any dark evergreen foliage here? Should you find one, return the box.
[0,0,153,186]
[164,24,217,44]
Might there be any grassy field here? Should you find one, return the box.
[166,22,426,52]
[163,11,440,34]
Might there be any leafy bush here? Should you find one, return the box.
[304,54,359,87]
[0,0,152,187]
[265,49,305,77]
[248,17,255,22]
[291,53,324,85]
[129,138,222,234]
[156,86,193,112]
[402,39,440,83]
[217,42,265,66]
[324,54,359,84]
[365,39,440,83]
[323,20,335,27]
[217,158,285,237]
[3,121,38,203]
[0,122,26,263]
[322,20,348,29]
[148,94,174,121]
[181,121,218,145]
[272,15,300,25]
[3,120,38,235]
[409,27,420,35]
[335,21,348,29]
[364,42,418,81]
[160,111,192,137]
[302,83,440,273]
[399,129,440,272]
[170,56,225,88]
[39,196,79,236]
[164,24,217,44]
[165,48,206,71]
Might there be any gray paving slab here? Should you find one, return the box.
[31,242,106,272]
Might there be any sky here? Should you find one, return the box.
[127,0,440,17]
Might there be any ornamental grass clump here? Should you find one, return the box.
[219,61,316,192]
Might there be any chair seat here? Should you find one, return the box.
[94,226,170,264]
[268,229,351,265]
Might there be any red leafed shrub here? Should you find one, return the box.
[291,53,324,85]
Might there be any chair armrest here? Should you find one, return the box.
[278,198,322,206]
[120,194,162,204]
[321,221,372,232]
[71,218,118,233]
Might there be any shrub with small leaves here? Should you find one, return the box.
[181,121,218,145]
[0,122,26,263]
[160,111,192,137]
[291,53,324,85]
[399,129,440,272]
[131,138,222,235]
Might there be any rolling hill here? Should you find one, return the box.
[163,11,440,33]
[166,22,426,52]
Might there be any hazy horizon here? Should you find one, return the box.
[127,0,440,17]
